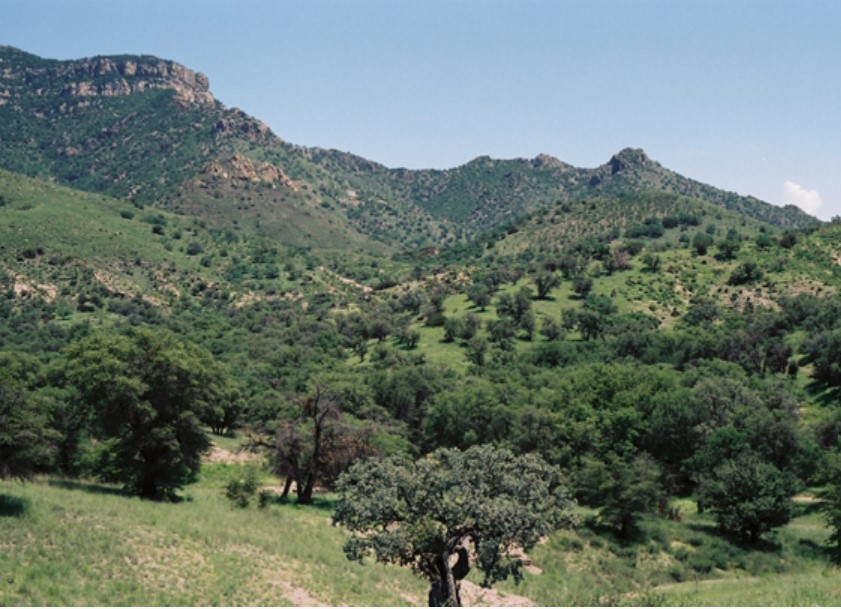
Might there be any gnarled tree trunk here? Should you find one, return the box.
[427,547,469,607]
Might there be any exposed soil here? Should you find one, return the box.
[205,446,262,465]
[460,580,535,607]
[269,578,327,607]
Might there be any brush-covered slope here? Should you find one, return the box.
[0,46,390,252]
[0,46,818,254]
[485,191,776,257]
[0,168,388,315]
[313,147,816,236]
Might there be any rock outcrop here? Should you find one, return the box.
[202,154,296,189]
[532,153,570,170]
[607,147,651,174]
[0,46,214,105]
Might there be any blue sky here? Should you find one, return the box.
[2,0,839,219]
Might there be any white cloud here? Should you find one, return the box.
[783,180,823,215]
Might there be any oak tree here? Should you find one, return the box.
[333,445,578,607]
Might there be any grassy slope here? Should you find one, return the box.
[349,225,840,373]
[0,462,427,606]
[495,500,840,607]
[1,458,838,606]
[0,169,384,312]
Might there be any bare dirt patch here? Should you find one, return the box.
[318,265,373,293]
[12,274,58,302]
[231,289,301,309]
[268,577,328,607]
[205,446,262,465]
[460,580,535,607]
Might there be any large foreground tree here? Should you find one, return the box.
[333,445,578,607]
[65,329,228,499]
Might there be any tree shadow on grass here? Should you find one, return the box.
[685,522,781,552]
[803,380,841,407]
[280,495,338,513]
[795,500,826,518]
[581,515,650,547]
[46,478,126,497]
[0,494,30,517]
[794,538,832,561]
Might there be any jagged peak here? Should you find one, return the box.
[610,147,650,164]
[605,148,653,175]
[532,153,569,169]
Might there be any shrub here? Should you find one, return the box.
[728,261,763,285]
[688,553,715,573]
[225,468,259,508]
[258,489,273,509]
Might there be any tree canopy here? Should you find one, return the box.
[333,445,578,607]
[0,371,55,480]
[65,328,228,499]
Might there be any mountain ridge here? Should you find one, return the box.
[0,46,819,253]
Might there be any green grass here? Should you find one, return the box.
[493,505,840,607]
[0,462,427,606]
[4,451,839,607]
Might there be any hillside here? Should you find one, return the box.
[4,44,841,609]
[0,168,398,336]
[310,147,816,236]
[0,46,818,255]
[484,191,773,257]
[0,46,390,251]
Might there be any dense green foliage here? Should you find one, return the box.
[3,43,841,605]
[0,370,55,479]
[698,453,798,542]
[65,329,227,499]
[333,445,578,606]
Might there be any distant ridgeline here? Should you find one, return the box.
[0,45,818,253]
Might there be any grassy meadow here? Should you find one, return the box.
[1,435,840,607]
[0,459,427,606]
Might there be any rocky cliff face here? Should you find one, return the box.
[0,46,214,106]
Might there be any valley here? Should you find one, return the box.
[1,46,841,607]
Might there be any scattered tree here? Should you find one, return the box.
[65,329,226,499]
[641,252,661,273]
[467,283,492,311]
[266,386,380,504]
[691,232,713,256]
[333,446,578,607]
[572,275,593,298]
[541,317,563,341]
[533,270,561,299]
[0,372,55,480]
[728,261,763,285]
[697,452,797,542]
